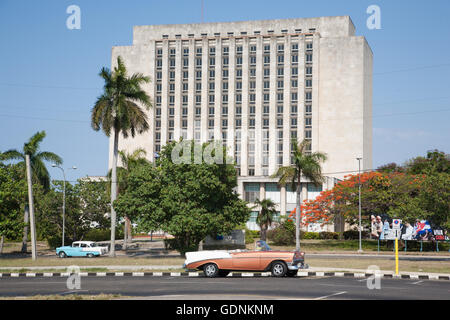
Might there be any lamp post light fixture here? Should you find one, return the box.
[52,164,77,247]
[356,157,363,253]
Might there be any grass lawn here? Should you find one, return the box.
[262,239,450,254]
[307,258,450,274]
[0,257,185,268]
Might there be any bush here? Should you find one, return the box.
[267,219,296,245]
[343,230,369,240]
[301,232,320,240]
[319,232,339,240]
[244,228,260,244]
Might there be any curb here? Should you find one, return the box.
[0,271,449,280]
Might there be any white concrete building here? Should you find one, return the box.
[109,16,372,231]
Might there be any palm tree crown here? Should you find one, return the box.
[2,131,62,191]
[91,56,152,138]
[272,139,327,250]
[254,198,277,241]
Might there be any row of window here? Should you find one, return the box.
[156,41,313,57]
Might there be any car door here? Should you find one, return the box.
[67,243,79,257]
[78,243,88,256]
[231,251,261,271]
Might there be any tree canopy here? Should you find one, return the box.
[114,140,250,254]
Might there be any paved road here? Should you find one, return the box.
[0,275,449,300]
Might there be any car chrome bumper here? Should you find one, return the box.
[288,259,308,270]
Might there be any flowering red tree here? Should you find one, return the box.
[289,171,426,229]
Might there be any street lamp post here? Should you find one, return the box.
[52,165,77,247]
[356,157,363,253]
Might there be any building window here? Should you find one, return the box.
[244,183,259,202]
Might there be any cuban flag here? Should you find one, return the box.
[415,220,432,236]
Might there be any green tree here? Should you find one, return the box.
[405,149,449,175]
[2,131,62,252]
[2,131,62,191]
[272,139,327,251]
[107,148,150,249]
[253,198,277,241]
[114,140,250,255]
[37,179,110,248]
[91,56,152,256]
[0,164,28,254]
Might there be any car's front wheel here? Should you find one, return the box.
[87,253,95,258]
[203,263,219,278]
[271,261,287,277]
[58,251,67,258]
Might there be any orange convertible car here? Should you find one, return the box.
[183,240,308,277]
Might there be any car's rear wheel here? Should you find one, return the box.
[271,261,287,277]
[58,251,67,258]
[203,263,219,278]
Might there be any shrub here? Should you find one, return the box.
[319,232,339,240]
[301,232,320,240]
[267,219,296,245]
[343,230,369,240]
[244,228,260,244]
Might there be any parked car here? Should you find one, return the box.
[183,240,308,277]
[56,241,108,258]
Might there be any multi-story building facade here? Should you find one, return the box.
[109,16,373,231]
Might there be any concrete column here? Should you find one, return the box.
[283,35,291,166]
[174,40,182,140]
[214,39,222,143]
[311,34,320,152]
[254,37,263,176]
[297,35,306,143]
[280,184,286,218]
[259,182,265,201]
[240,39,249,176]
[160,40,169,144]
[268,36,277,175]
[201,38,209,143]
[228,39,237,168]
[187,40,195,140]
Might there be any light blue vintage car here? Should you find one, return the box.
[56,241,108,258]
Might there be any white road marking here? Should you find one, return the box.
[412,280,424,285]
[314,291,347,300]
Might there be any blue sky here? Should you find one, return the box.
[0,0,449,183]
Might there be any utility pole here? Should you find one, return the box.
[357,157,363,253]
[25,154,37,260]
[52,165,77,247]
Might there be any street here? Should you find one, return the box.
[0,275,449,300]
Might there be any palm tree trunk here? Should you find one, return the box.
[21,205,29,253]
[109,128,119,257]
[123,217,127,250]
[295,171,302,251]
[0,235,4,256]
[127,217,132,242]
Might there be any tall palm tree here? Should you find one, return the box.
[3,131,62,191]
[272,139,327,251]
[2,131,63,252]
[107,148,150,249]
[91,56,152,257]
[254,198,277,242]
